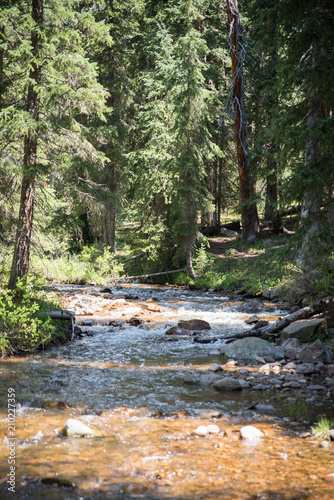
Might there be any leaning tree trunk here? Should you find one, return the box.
[226,0,259,241]
[8,0,43,290]
[186,236,198,280]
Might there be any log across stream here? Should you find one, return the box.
[0,284,333,499]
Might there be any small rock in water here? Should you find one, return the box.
[41,477,75,488]
[320,441,330,449]
[225,360,238,367]
[253,384,270,391]
[206,424,221,434]
[165,326,190,336]
[213,377,243,391]
[193,425,209,436]
[178,319,211,331]
[240,425,264,440]
[127,317,143,326]
[245,315,259,325]
[195,410,222,419]
[208,363,223,372]
[255,404,275,413]
[61,418,104,437]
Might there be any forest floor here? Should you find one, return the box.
[207,235,259,262]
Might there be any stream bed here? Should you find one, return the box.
[0,284,333,499]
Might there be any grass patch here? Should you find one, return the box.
[311,417,334,440]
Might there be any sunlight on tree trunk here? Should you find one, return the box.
[226,0,259,241]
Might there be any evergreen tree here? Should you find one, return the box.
[0,0,109,288]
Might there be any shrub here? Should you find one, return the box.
[0,277,59,354]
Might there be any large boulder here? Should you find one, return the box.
[281,317,324,342]
[298,339,334,365]
[220,337,284,364]
[213,377,243,391]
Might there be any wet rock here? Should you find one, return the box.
[253,384,270,390]
[283,362,297,370]
[194,337,217,344]
[40,477,75,488]
[193,425,209,436]
[220,337,284,364]
[165,326,190,336]
[239,379,250,389]
[296,363,320,375]
[240,425,264,440]
[146,303,161,312]
[307,385,326,391]
[281,318,324,342]
[43,401,70,410]
[193,424,221,436]
[127,317,143,326]
[101,287,112,294]
[213,377,243,391]
[178,319,211,331]
[224,360,238,367]
[208,363,223,372]
[61,418,104,437]
[238,368,250,374]
[255,404,275,413]
[245,315,259,324]
[195,409,222,419]
[298,339,334,365]
[330,430,334,441]
[73,325,83,336]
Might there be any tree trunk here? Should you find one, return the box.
[104,163,117,254]
[264,142,282,233]
[226,0,259,241]
[8,0,43,290]
[186,237,198,280]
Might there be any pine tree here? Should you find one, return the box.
[0,0,109,289]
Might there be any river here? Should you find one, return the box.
[0,284,333,499]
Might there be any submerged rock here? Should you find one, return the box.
[213,377,243,391]
[62,418,104,437]
[220,337,284,364]
[240,425,264,440]
[41,477,75,488]
[165,326,190,336]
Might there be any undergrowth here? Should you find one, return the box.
[0,277,62,355]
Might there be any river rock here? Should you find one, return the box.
[240,425,264,440]
[296,363,320,375]
[178,319,211,331]
[255,404,275,413]
[193,425,209,436]
[208,363,223,372]
[41,477,75,488]
[281,318,324,342]
[281,338,302,348]
[165,326,190,336]
[62,418,104,437]
[220,337,284,364]
[298,339,334,365]
[213,377,243,391]
[245,315,259,325]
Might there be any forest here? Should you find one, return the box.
[0,0,334,352]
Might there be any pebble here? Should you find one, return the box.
[320,441,330,449]
[195,410,222,419]
[238,368,250,374]
[208,363,223,372]
[240,425,264,440]
[255,404,275,413]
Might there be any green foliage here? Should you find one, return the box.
[289,400,308,420]
[31,244,123,285]
[193,243,214,277]
[311,418,334,440]
[0,277,60,353]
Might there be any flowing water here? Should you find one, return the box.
[0,285,333,499]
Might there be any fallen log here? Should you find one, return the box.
[112,268,186,281]
[46,310,75,341]
[255,297,331,336]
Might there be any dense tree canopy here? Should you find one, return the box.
[0,0,333,286]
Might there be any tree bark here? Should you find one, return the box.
[8,0,43,290]
[226,0,259,241]
[186,238,198,280]
[264,142,282,233]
